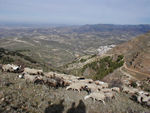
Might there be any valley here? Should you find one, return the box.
[0,24,150,113]
[1,0,150,112]
[0,24,150,67]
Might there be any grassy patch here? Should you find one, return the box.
[0,48,37,64]
[82,55,124,80]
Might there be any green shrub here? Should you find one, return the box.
[0,57,14,64]
[82,55,124,80]
[117,55,124,62]
[0,48,37,64]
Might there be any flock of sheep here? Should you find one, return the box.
[1,64,150,106]
[122,86,150,107]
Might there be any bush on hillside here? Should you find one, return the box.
[82,55,124,80]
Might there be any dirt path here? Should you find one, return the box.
[120,62,150,80]
[119,66,137,80]
[13,38,35,47]
[124,62,150,77]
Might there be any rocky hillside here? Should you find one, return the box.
[109,31,150,76]
[0,64,150,113]
[62,54,124,80]
[0,48,59,72]
[63,31,150,81]
[0,26,150,113]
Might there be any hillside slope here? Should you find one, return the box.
[62,54,124,80]
[109,31,150,76]
[0,48,59,72]
[63,31,150,80]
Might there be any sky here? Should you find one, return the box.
[0,0,150,25]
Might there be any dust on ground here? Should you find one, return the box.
[0,71,149,113]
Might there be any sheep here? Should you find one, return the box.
[111,87,120,93]
[138,91,149,96]
[122,86,139,94]
[66,82,86,92]
[78,78,93,84]
[34,76,65,88]
[2,64,21,72]
[33,76,46,84]
[24,73,37,82]
[100,88,112,93]
[62,75,79,83]
[84,83,102,93]
[45,72,79,84]
[133,94,150,107]
[142,95,150,103]
[45,72,55,78]
[23,68,43,75]
[62,79,71,87]
[104,92,115,99]
[84,92,106,104]
[45,72,72,87]
[2,64,12,72]
[137,95,142,103]
[44,78,58,87]
[95,80,108,88]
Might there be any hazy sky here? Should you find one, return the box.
[0,0,150,25]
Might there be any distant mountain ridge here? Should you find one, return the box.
[56,24,150,34]
[1,23,150,33]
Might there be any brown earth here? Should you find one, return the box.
[109,31,150,77]
[0,71,150,113]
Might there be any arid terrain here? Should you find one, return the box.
[109,31,150,79]
[0,70,150,113]
[0,24,150,67]
[0,24,150,113]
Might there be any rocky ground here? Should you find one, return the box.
[0,70,150,113]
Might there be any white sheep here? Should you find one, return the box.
[85,83,102,92]
[66,82,86,92]
[138,91,149,96]
[45,72,56,78]
[2,64,20,72]
[24,73,37,82]
[84,92,106,104]
[45,72,77,86]
[136,94,150,106]
[95,80,108,88]
[45,72,79,83]
[111,87,120,93]
[137,95,142,103]
[100,88,112,93]
[23,68,43,75]
[142,95,150,103]
[2,64,12,72]
[104,92,115,99]
[78,78,93,84]
[122,86,139,94]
